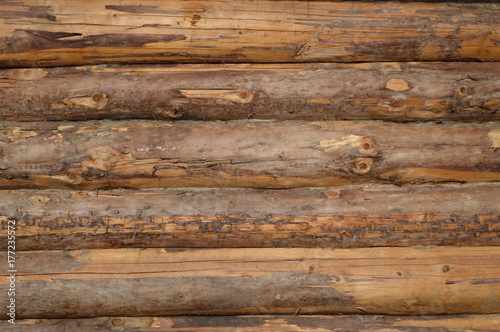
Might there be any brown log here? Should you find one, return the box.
[2,315,500,331]
[0,121,499,190]
[0,1,498,67]
[1,184,499,250]
[1,63,499,122]
[1,247,499,318]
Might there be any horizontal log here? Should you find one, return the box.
[2,315,500,331]
[1,247,499,318]
[0,121,499,190]
[0,1,498,67]
[1,185,499,250]
[1,63,499,122]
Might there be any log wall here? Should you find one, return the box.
[0,0,499,329]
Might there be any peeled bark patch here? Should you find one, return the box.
[489,129,500,148]
[386,78,411,91]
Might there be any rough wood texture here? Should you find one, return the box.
[2,315,500,331]
[1,63,499,122]
[0,1,498,67]
[1,185,499,250]
[1,247,499,318]
[0,120,499,190]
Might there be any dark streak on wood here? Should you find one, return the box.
[0,6,56,21]
[104,5,182,15]
[1,30,186,53]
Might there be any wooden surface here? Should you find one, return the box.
[2,315,500,331]
[0,1,498,67]
[0,120,499,190]
[1,63,499,122]
[1,247,499,317]
[1,184,499,250]
[1,0,499,324]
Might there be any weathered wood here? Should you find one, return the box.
[2,185,499,250]
[0,1,498,67]
[1,63,499,122]
[0,121,499,190]
[1,247,499,318]
[2,315,500,331]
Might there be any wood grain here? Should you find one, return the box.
[1,63,499,122]
[0,120,499,190]
[2,315,500,331]
[0,1,498,67]
[1,247,499,317]
[1,184,499,250]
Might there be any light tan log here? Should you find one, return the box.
[1,63,499,122]
[0,121,499,190]
[1,247,499,318]
[0,1,498,67]
[1,184,499,250]
[2,315,500,331]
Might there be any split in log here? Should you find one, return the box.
[1,184,499,250]
[2,315,500,331]
[1,247,499,318]
[0,1,499,67]
[1,63,499,122]
[0,120,499,190]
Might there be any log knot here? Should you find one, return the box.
[317,135,378,155]
[82,146,132,172]
[457,85,470,98]
[352,158,374,174]
[62,92,109,110]
[29,195,51,206]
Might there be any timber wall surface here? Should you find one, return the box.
[0,0,499,331]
